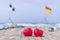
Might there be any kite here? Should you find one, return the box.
[9,4,12,8]
[12,8,15,11]
[45,6,52,14]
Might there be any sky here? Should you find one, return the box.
[0,0,60,24]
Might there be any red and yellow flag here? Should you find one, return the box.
[45,6,52,14]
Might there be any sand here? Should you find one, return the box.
[0,26,60,40]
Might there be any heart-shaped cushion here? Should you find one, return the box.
[34,28,43,37]
[23,28,32,36]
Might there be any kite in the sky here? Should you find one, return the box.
[9,4,12,8]
[12,8,15,11]
[45,6,52,14]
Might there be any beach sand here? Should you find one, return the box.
[0,26,60,40]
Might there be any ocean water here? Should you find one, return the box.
[0,23,57,28]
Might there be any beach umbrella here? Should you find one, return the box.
[34,28,43,37]
[23,27,32,36]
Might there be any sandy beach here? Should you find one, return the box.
[0,26,60,40]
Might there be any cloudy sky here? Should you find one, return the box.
[0,0,60,24]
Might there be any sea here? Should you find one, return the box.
[0,22,60,29]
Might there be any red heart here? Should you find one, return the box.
[34,28,43,37]
[23,28,32,36]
